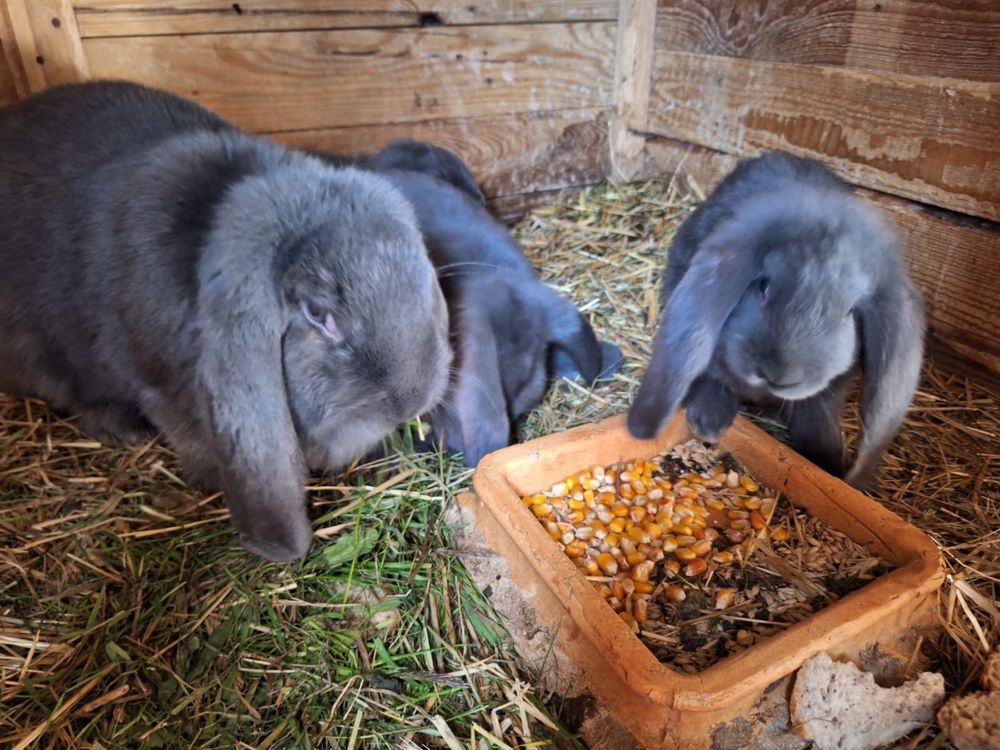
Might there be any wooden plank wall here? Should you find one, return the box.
[0,0,618,219]
[629,0,1000,377]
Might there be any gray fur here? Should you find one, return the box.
[336,139,623,466]
[377,167,607,466]
[0,81,450,560]
[628,152,925,488]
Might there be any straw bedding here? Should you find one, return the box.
[1,176,997,749]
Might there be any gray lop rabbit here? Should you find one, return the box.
[0,82,451,561]
[351,139,622,466]
[628,152,925,488]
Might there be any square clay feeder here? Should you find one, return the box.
[460,413,944,749]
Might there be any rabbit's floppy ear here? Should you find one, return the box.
[628,233,760,440]
[195,232,312,562]
[845,278,924,488]
[541,287,603,384]
[447,302,511,467]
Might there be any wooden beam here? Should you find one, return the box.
[638,136,1000,379]
[609,0,656,180]
[1,0,88,94]
[647,51,1000,221]
[655,0,1000,82]
[83,22,616,133]
[74,0,618,38]
[275,108,610,199]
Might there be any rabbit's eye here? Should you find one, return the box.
[755,277,770,298]
[300,301,344,345]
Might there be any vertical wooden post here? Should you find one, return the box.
[1,0,88,96]
[610,0,657,180]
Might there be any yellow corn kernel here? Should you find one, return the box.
[743,497,763,510]
[565,540,587,558]
[608,518,626,534]
[551,481,569,497]
[691,539,713,557]
[597,492,616,505]
[664,584,686,602]
[597,552,619,575]
[633,596,649,623]
[750,511,766,530]
[688,515,708,529]
[660,535,679,552]
[712,551,735,564]
[567,498,586,511]
[622,578,636,598]
[582,477,600,491]
[631,560,655,582]
[726,529,746,544]
[596,507,614,525]
[626,551,644,567]
[672,524,693,537]
[728,509,750,521]
[726,471,740,488]
[740,476,758,493]
[736,629,753,646]
[610,580,625,601]
[604,469,617,485]
[579,557,599,575]
[529,494,549,506]
[648,488,664,501]
[714,588,735,609]
[676,534,697,547]
[619,484,635,500]
[592,465,606,481]
[561,531,575,545]
[605,533,621,548]
[575,525,595,541]
[631,480,647,495]
[704,528,720,542]
[590,520,608,538]
[731,519,751,530]
[565,476,578,490]
[684,558,708,577]
[627,526,650,544]
[771,526,790,542]
[675,547,697,562]
[630,506,647,523]
[677,487,698,501]
[619,610,639,632]
[611,503,630,518]
[644,522,664,540]
[705,498,726,511]
[665,559,681,575]
[633,580,654,594]
[532,503,553,518]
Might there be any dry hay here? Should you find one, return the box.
[1,176,997,749]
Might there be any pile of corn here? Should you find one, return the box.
[522,455,779,632]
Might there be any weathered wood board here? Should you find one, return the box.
[655,0,1000,82]
[277,108,610,198]
[647,50,1000,222]
[74,0,618,38]
[82,22,616,134]
[638,137,1000,377]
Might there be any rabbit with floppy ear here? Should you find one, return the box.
[344,140,623,466]
[628,152,924,489]
[0,81,451,561]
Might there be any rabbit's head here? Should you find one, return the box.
[629,171,924,487]
[195,161,450,560]
[370,138,486,206]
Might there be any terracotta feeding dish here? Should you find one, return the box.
[460,413,944,749]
